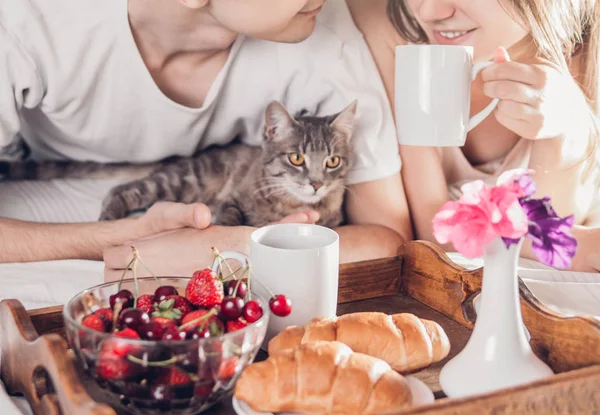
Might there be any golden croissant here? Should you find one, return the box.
[235,341,412,414]
[268,312,450,373]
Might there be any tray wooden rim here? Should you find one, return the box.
[2,240,600,415]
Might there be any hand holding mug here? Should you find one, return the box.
[481,47,586,141]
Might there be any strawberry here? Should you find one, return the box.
[137,294,155,315]
[217,357,239,380]
[167,295,193,316]
[226,318,247,333]
[116,328,140,340]
[151,296,191,323]
[155,367,192,386]
[93,307,114,328]
[82,314,106,332]
[96,350,139,381]
[185,269,223,307]
[151,316,177,328]
[101,329,140,358]
[180,309,213,329]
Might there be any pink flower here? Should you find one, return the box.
[433,181,528,258]
[497,169,536,198]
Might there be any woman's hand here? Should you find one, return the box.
[481,47,587,141]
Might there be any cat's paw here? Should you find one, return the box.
[99,194,128,221]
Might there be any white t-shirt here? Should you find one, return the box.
[0,0,400,221]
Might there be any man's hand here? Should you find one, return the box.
[103,210,320,281]
[0,201,212,263]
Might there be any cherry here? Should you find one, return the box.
[161,325,186,341]
[138,321,166,340]
[119,308,150,332]
[269,295,292,317]
[154,286,178,303]
[224,279,248,299]
[242,300,264,323]
[109,289,134,310]
[220,297,244,321]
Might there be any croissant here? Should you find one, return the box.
[268,312,450,373]
[234,341,412,414]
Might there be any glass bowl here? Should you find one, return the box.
[63,277,269,414]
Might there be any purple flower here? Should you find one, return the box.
[520,198,577,269]
[497,169,537,198]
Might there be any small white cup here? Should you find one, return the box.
[211,223,339,346]
[395,44,499,147]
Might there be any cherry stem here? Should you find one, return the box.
[117,256,137,292]
[127,354,178,367]
[220,266,244,282]
[232,266,249,298]
[112,301,123,333]
[177,308,218,331]
[212,247,236,281]
[134,251,160,283]
[132,253,139,309]
[246,267,274,298]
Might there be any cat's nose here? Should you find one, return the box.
[311,182,323,192]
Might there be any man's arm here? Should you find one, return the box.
[0,202,211,263]
[104,174,413,279]
[337,173,412,263]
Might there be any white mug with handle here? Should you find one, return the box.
[395,44,499,147]
[211,223,339,347]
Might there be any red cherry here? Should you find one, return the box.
[220,297,244,321]
[154,286,178,303]
[161,325,186,341]
[224,279,248,299]
[109,289,134,310]
[242,300,263,323]
[269,295,292,317]
[119,308,150,332]
[138,321,166,340]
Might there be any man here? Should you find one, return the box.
[0,0,412,278]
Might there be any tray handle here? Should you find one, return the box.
[0,299,115,415]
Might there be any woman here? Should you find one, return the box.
[348,0,600,272]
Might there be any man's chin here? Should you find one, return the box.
[262,20,317,43]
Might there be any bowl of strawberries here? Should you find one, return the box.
[63,249,291,414]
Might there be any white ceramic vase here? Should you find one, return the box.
[439,237,553,398]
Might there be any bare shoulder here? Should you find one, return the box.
[345,0,407,108]
[345,0,407,46]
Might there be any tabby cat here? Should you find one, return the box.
[0,101,357,228]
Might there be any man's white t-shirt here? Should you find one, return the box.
[0,0,400,222]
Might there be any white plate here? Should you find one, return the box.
[232,375,434,415]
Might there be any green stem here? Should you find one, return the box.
[212,247,236,281]
[247,270,274,298]
[127,354,178,367]
[132,257,139,309]
[232,266,249,298]
[135,255,159,283]
[117,256,137,292]
[112,301,123,333]
[177,308,218,331]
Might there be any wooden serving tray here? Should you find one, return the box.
[1,241,600,414]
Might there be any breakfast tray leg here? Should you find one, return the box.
[0,299,115,415]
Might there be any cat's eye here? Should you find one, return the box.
[326,156,341,169]
[288,153,305,166]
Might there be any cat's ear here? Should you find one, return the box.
[330,100,357,141]
[265,101,297,141]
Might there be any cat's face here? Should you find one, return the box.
[261,101,356,204]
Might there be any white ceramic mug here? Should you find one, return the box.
[395,44,499,147]
[211,223,339,346]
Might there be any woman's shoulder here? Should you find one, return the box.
[346,0,408,47]
[345,0,408,107]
